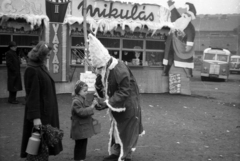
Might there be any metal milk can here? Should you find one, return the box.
[26,132,41,155]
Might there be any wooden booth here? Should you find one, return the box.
[63,0,173,94]
[0,0,49,98]
[0,0,174,98]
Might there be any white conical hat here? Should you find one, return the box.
[88,34,111,68]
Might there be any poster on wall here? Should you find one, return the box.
[45,0,70,23]
[45,0,70,82]
[0,0,46,15]
[48,22,67,82]
[80,71,96,92]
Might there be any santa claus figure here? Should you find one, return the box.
[163,0,196,75]
[88,34,144,161]
[162,0,197,95]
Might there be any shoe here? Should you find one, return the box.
[103,154,119,161]
[8,100,19,104]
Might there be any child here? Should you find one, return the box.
[70,80,98,161]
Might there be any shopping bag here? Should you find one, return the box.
[92,118,101,134]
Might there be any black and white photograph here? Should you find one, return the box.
[0,0,239,161]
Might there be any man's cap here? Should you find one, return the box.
[8,41,17,48]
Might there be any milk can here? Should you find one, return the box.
[26,132,41,155]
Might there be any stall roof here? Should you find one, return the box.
[0,0,49,29]
[64,0,173,35]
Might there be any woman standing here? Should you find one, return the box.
[20,41,63,158]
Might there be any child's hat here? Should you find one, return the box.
[75,80,87,90]
[73,80,88,96]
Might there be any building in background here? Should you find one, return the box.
[193,14,239,57]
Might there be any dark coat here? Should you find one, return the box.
[96,59,144,160]
[70,96,95,140]
[20,60,63,158]
[6,49,22,91]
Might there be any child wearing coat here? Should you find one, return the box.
[70,80,98,161]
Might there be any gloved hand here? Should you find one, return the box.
[33,118,42,129]
[185,45,192,52]
[95,98,108,111]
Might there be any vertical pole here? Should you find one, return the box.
[83,0,88,72]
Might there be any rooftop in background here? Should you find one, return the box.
[192,14,240,32]
[176,8,239,32]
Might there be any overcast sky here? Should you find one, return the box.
[172,0,240,15]
[118,0,240,14]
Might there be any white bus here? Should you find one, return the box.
[201,48,231,81]
[230,55,240,74]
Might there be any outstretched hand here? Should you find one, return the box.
[94,98,108,111]
[185,45,192,52]
[92,99,99,106]
[167,0,175,7]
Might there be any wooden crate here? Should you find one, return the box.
[161,76,169,93]
[169,66,191,95]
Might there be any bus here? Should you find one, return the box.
[201,48,231,81]
[230,55,240,74]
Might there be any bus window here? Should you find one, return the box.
[217,55,228,62]
[231,58,238,62]
[204,53,216,60]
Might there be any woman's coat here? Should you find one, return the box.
[70,96,95,140]
[20,60,63,158]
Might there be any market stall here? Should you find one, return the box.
[0,0,50,98]
[64,0,173,93]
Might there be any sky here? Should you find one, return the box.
[171,0,240,15]
[114,0,240,14]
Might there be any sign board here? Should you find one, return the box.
[48,22,67,82]
[72,0,161,23]
[0,0,46,15]
[45,0,70,23]
[80,71,97,92]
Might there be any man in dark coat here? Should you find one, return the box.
[88,34,144,161]
[20,42,63,158]
[6,41,22,104]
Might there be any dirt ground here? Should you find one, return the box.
[0,71,239,161]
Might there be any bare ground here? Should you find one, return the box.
[0,71,239,161]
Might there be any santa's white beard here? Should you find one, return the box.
[173,14,191,32]
[100,66,107,87]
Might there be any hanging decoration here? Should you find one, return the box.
[64,0,172,35]
[0,0,49,29]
